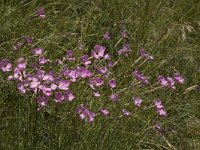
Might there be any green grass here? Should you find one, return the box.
[0,0,200,149]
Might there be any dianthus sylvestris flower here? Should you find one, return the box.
[58,80,70,91]
[154,99,167,116]
[76,104,95,122]
[111,93,119,102]
[32,48,44,56]
[0,59,12,72]
[91,45,105,59]
[109,79,116,88]
[174,73,184,84]
[103,32,111,40]
[100,109,109,116]
[122,109,131,116]
[139,48,154,60]
[133,97,142,107]
[37,7,45,19]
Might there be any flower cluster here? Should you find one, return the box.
[158,73,184,89]
[0,7,185,124]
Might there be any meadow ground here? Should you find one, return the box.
[0,0,200,149]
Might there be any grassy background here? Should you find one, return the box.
[0,0,200,149]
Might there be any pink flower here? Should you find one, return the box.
[17,83,26,94]
[154,99,167,116]
[104,54,110,60]
[42,87,52,97]
[103,32,111,40]
[43,72,54,82]
[76,105,95,122]
[79,68,93,78]
[26,37,33,44]
[64,90,75,101]
[93,92,100,97]
[157,109,167,116]
[100,109,109,116]
[50,84,57,90]
[139,48,154,60]
[39,55,48,65]
[158,75,168,86]
[32,48,44,56]
[122,109,131,116]
[133,70,149,84]
[167,77,175,89]
[120,31,128,38]
[89,78,104,88]
[133,97,142,107]
[37,7,45,19]
[174,73,184,84]
[155,123,161,130]
[154,99,164,109]
[7,75,14,80]
[30,81,41,89]
[118,44,131,56]
[91,45,105,59]
[0,59,12,72]
[111,94,119,102]
[66,50,75,62]
[55,92,64,103]
[13,42,23,51]
[95,66,108,76]
[109,79,116,88]
[80,55,92,66]
[17,57,27,70]
[58,80,70,91]
[37,96,48,107]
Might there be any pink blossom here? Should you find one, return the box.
[133,97,142,107]
[109,79,116,88]
[58,80,70,91]
[100,109,109,116]
[0,59,12,72]
[55,92,64,103]
[64,90,75,101]
[91,45,105,59]
[93,92,100,97]
[111,94,119,102]
[37,96,48,107]
[32,48,44,56]
[174,73,184,84]
[17,83,26,94]
[37,7,45,19]
[122,109,131,116]
[139,48,154,60]
[103,32,111,40]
